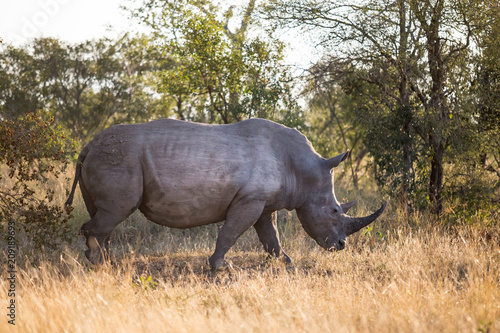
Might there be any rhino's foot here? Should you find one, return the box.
[85,249,101,264]
[265,253,293,265]
[84,235,111,264]
[209,257,233,271]
[84,249,113,265]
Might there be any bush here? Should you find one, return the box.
[0,113,76,250]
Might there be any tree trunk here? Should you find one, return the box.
[398,0,411,213]
[413,0,447,215]
[429,143,444,214]
[176,96,185,120]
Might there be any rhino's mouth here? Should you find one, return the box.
[321,237,346,251]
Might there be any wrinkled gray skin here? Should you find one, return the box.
[66,118,386,269]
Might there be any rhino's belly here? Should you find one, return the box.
[138,182,237,228]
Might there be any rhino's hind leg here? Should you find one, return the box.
[81,209,132,264]
[253,211,292,264]
[79,154,144,263]
[209,199,266,270]
[83,233,110,264]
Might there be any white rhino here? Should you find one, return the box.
[66,118,386,268]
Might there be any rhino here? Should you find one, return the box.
[65,118,386,269]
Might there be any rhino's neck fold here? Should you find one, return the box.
[282,155,320,211]
[283,173,305,210]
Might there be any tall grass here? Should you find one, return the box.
[1,185,499,332]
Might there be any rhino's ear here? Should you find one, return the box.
[341,200,358,213]
[325,150,350,169]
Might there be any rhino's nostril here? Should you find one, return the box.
[339,239,346,249]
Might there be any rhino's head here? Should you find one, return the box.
[295,151,387,251]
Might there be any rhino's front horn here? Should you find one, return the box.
[343,202,387,236]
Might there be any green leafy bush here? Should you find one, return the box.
[0,113,76,249]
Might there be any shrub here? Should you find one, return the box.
[0,113,76,250]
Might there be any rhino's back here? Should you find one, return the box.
[84,118,287,228]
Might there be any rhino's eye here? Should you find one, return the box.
[332,208,338,214]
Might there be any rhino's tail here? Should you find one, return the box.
[65,145,90,208]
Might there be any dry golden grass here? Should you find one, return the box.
[1,198,499,333]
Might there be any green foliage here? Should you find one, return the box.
[136,275,158,291]
[0,113,76,249]
[130,0,302,127]
[0,35,172,143]
[303,65,367,190]
[443,2,500,215]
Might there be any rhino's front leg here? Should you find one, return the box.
[254,211,292,264]
[209,199,266,270]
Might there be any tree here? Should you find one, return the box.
[475,2,500,190]
[0,113,75,249]
[303,61,368,190]
[128,0,302,126]
[0,44,45,119]
[0,35,171,142]
[445,2,500,213]
[264,0,480,214]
